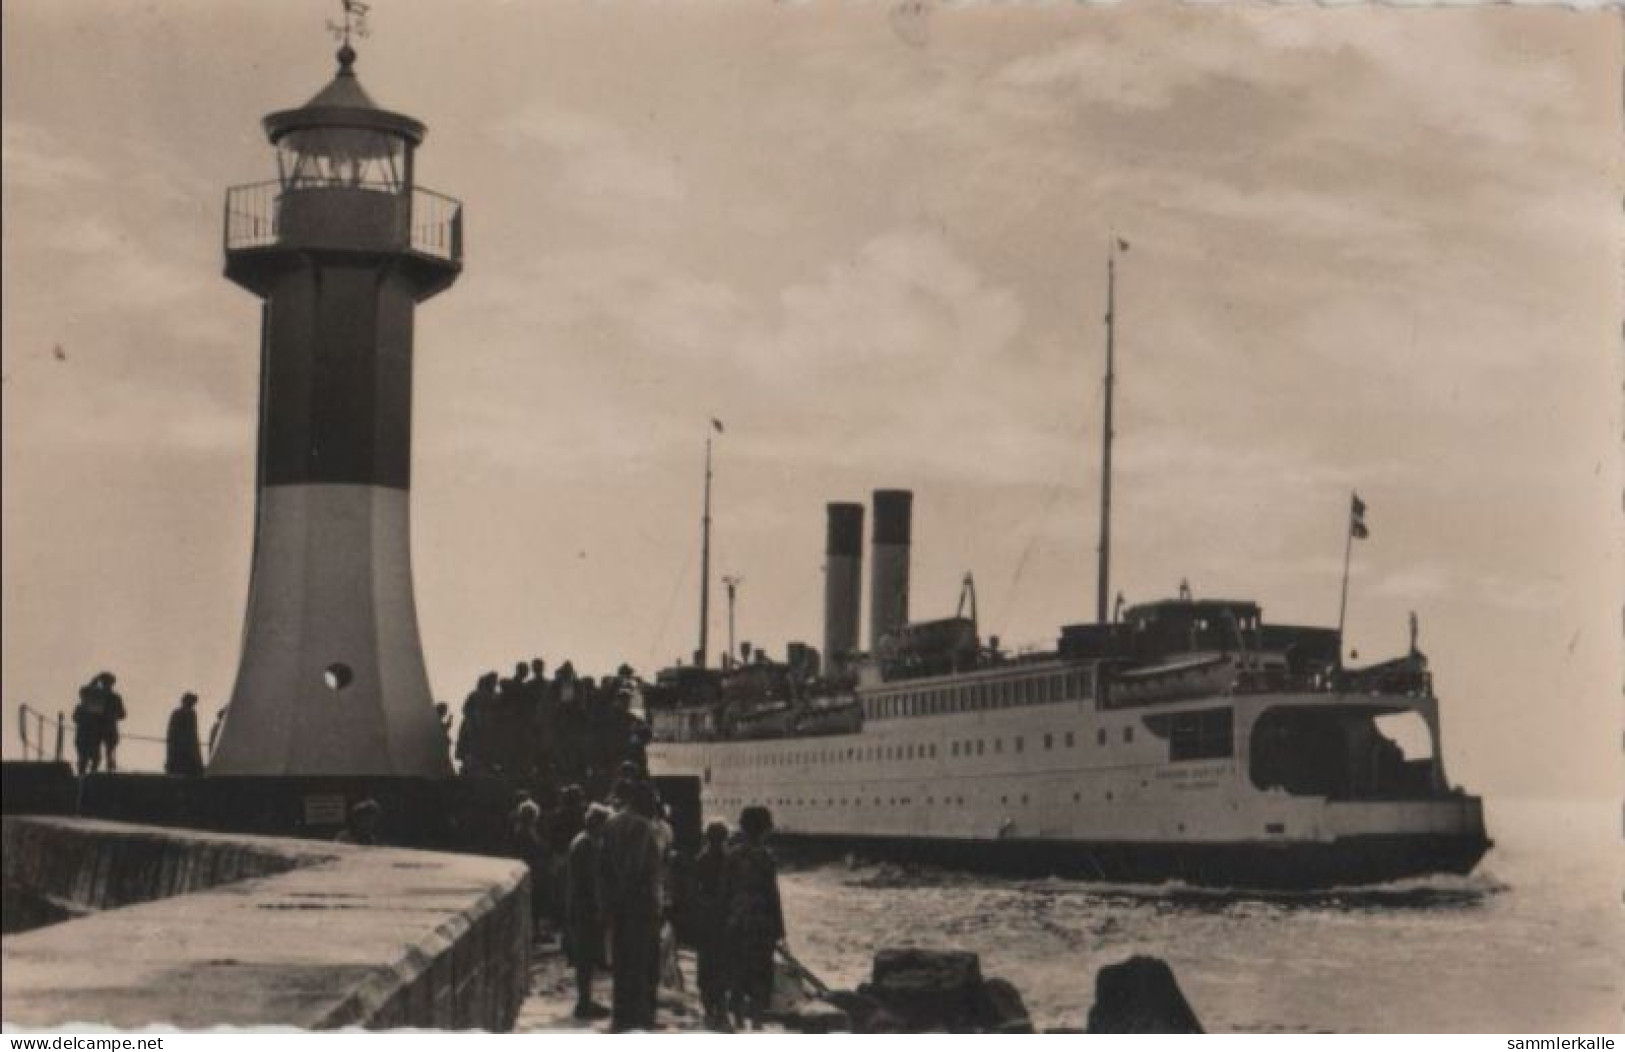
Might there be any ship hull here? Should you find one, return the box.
[765,829,1491,889]
[649,679,1491,889]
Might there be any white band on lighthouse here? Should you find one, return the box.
[213,484,451,777]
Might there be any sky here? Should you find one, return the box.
[2,0,1619,804]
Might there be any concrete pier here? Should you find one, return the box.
[1,817,529,1030]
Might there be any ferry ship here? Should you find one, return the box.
[646,572,1489,888]
[646,250,1490,889]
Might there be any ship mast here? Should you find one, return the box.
[698,430,714,668]
[1096,240,1122,625]
[697,418,725,669]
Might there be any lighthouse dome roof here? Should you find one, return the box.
[262,46,425,152]
[302,47,381,110]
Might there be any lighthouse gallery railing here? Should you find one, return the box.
[223,179,463,264]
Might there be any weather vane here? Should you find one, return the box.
[327,0,372,48]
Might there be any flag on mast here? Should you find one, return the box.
[1350,493,1369,539]
[711,418,725,434]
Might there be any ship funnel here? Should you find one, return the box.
[869,489,913,654]
[823,502,864,671]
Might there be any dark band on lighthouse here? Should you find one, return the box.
[256,266,420,489]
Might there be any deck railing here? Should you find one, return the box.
[409,186,463,261]
[223,180,464,264]
[223,180,281,250]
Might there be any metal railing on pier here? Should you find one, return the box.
[16,703,64,762]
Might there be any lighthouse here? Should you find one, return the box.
[209,37,461,778]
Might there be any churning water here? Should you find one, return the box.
[777,798,1622,1033]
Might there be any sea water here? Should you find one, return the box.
[776,798,1622,1033]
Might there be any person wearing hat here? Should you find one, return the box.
[165,692,204,777]
[335,798,382,845]
[723,805,785,1030]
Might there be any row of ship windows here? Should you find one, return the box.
[862,669,1094,722]
[710,727,1135,770]
[710,789,1124,810]
[949,728,1134,758]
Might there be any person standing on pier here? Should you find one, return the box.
[497,662,532,777]
[510,799,549,942]
[597,780,663,1031]
[549,785,586,931]
[693,820,734,1031]
[725,805,785,1030]
[72,676,107,776]
[165,692,204,777]
[526,658,552,779]
[566,803,611,1021]
[97,673,126,772]
[456,672,498,776]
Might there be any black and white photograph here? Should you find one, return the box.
[1,0,1619,1036]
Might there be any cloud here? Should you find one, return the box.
[1472,573,1569,615]
[1369,563,1453,602]
[2,122,106,188]
[770,228,1024,374]
[420,227,1028,490]
[996,25,1295,114]
[490,103,686,209]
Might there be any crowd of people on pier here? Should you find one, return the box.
[80,652,652,794]
[80,655,792,1034]
[411,656,795,1031]
[503,765,787,1033]
[337,768,789,1033]
[451,658,649,801]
